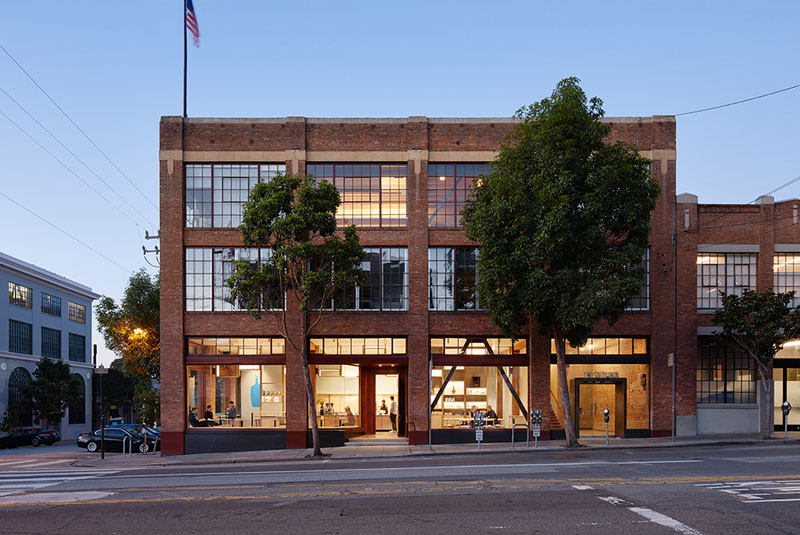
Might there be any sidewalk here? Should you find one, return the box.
[72,431,800,469]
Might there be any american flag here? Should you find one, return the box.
[186,0,200,47]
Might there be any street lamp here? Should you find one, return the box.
[93,344,108,460]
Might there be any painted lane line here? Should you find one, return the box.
[572,485,593,490]
[743,497,800,503]
[109,459,703,480]
[629,507,703,535]
[11,459,74,468]
[598,496,633,506]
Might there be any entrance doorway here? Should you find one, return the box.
[361,365,407,438]
[574,378,626,439]
[775,366,800,431]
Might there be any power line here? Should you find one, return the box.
[0,84,155,228]
[676,83,800,116]
[0,191,132,274]
[0,42,158,210]
[0,106,143,229]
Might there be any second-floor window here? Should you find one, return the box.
[626,249,650,311]
[307,164,407,228]
[428,247,480,311]
[69,333,86,362]
[697,253,756,310]
[8,282,32,308]
[9,319,32,355]
[428,163,490,227]
[185,163,286,228]
[41,327,61,359]
[333,248,408,311]
[775,253,800,307]
[186,247,276,312]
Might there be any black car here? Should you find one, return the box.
[0,428,39,449]
[32,429,60,447]
[77,428,159,453]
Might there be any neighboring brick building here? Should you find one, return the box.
[159,115,799,456]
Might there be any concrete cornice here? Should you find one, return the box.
[0,252,100,300]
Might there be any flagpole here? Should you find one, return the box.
[183,0,187,118]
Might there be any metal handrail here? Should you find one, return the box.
[511,423,530,448]
[122,435,132,456]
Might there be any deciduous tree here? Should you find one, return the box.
[713,289,800,438]
[227,174,365,457]
[461,78,660,446]
[30,357,82,428]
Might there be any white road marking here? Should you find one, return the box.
[629,506,703,535]
[699,479,800,503]
[0,491,113,505]
[598,496,633,506]
[572,485,593,490]
[743,497,800,503]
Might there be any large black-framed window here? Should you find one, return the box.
[187,337,286,356]
[307,164,407,227]
[310,337,407,356]
[68,301,86,323]
[8,367,33,426]
[334,247,408,311]
[626,249,650,311]
[428,247,480,311]
[68,374,85,425]
[69,333,86,362]
[697,253,757,309]
[185,247,276,312]
[8,282,32,308]
[185,163,286,228]
[775,253,800,307]
[697,338,756,403]
[9,319,32,355]
[41,327,61,359]
[427,163,490,227]
[41,293,62,317]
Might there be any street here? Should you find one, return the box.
[0,443,798,534]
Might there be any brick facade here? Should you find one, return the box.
[160,114,796,455]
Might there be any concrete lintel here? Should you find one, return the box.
[697,326,722,336]
[755,195,774,205]
[775,244,800,252]
[677,193,698,204]
[698,244,759,253]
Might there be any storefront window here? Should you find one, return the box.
[430,366,528,429]
[309,337,406,356]
[187,337,285,356]
[697,338,755,403]
[550,337,648,356]
[186,365,286,428]
[311,365,360,428]
[430,338,526,356]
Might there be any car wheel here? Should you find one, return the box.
[139,442,150,454]
[32,438,40,447]
[86,441,98,452]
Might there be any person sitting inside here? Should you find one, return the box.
[189,406,206,427]
[203,404,217,426]
[344,406,356,426]
[484,405,498,425]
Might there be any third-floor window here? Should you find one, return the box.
[307,164,407,228]
[428,163,490,227]
[185,163,286,228]
[774,253,800,307]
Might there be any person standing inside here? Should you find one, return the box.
[389,395,397,432]
[228,400,237,426]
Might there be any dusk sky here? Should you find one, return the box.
[0,2,798,365]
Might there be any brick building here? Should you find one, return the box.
[159,115,800,455]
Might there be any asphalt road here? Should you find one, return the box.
[1,444,799,534]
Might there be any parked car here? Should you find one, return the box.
[32,429,60,447]
[77,428,159,453]
[0,428,39,449]
[107,424,160,438]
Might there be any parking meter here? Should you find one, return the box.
[536,410,542,424]
[603,409,610,446]
[783,402,792,442]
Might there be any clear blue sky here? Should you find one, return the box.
[0,1,798,365]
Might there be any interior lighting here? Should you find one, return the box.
[439,176,446,181]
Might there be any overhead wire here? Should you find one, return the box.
[0,191,132,274]
[0,84,155,229]
[675,83,800,116]
[0,106,143,229]
[0,42,158,210]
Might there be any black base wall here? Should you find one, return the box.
[306,429,346,448]
[185,429,286,454]
[430,429,529,445]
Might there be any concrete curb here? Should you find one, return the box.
[69,435,800,469]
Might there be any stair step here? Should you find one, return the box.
[347,438,408,447]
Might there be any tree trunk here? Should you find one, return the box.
[555,333,578,447]
[302,313,324,457]
[761,376,773,440]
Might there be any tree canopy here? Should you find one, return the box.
[30,357,82,428]
[461,77,660,446]
[227,173,365,456]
